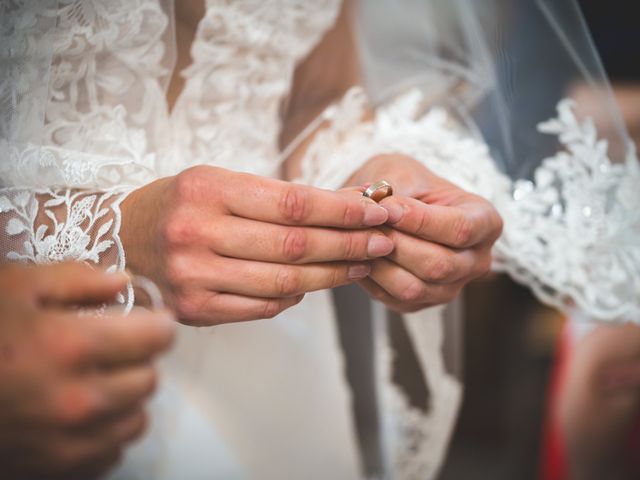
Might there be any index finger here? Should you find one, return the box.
[380,196,495,248]
[32,263,129,305]
[89,308,176,367]
[222,173,388,228]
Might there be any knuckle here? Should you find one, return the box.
[261,298,284,319]
[453,214,473,247]
[279,186,310,224]
[341,201,359,226]
[281,228,308,262]
[474,254,493,278]
[412,207,429,236]
[330,265,345,288]
[46,328,90,367]
[174,290,219,326]
[427,256,456,282]
[344,233,367,260]
[398,281,426,303]
[163,255,193,288]
[174,166,209,201]
[161,212,198,246]
[274,267,301,297]
[54,386,100,427]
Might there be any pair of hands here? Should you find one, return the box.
[351,154,502,312]
[0,263,174,480]
[121,155,502,325]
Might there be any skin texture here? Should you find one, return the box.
[281,1,502,312]
[348,154,502,312]
[136,0,502,325]
[0,262,175,480]
[120,166,394,326]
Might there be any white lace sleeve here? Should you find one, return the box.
[0,186,134,306]
[1,1,173,308]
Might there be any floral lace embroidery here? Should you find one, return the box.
[1,1,170,309]
[375,308,462,480]
[0,188,132,303]
[495,100,640,322]
[12,2,638,478]
[298,87,640,323]
[298,87,640,476]
[170,0,341,177]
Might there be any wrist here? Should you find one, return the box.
[120,177,172,277]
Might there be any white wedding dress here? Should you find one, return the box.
[2,1,639,479]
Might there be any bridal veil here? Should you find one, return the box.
[1,1,639,479]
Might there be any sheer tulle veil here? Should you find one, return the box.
[355,0,640,324]
[2,2,640,479]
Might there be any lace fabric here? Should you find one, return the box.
[294,85,640,476]
[3,1,639,479]
[297,86,640,323]
[1,0,172,308]
[170,0,341,177]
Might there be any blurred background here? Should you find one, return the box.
[439,1,640,478]
[439,275,560,479]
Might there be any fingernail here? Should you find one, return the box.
[348,263,371,280]
[382,202,404,224]
[363,203,388,226]
[367,235,394,257]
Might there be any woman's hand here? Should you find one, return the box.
[349,155,503,312]
[0,262,175,480]
[121,166,393,325]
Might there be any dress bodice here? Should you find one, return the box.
[44,0,340,184]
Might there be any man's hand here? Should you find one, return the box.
[121,166,393,325]
[0,262,175,480]
[350,154,503,312]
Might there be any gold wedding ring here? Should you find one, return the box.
[363,180,393,202]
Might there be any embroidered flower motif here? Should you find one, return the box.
[301,87,640,323]
[1,189,127,266]
[497,100,640,321]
